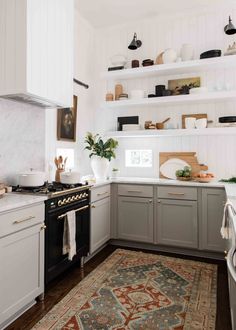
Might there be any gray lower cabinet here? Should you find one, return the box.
[90,196,110,254]
[200,188,226,252]
[156,199,198,249]
[118,196,154,243]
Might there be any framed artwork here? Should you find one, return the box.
[57,95,77,142]
[168,77,200,95]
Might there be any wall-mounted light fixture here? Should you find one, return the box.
[224,16,236,35]
[128,33,142,50]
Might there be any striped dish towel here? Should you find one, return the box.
[221,200,236,239]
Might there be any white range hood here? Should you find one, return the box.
[0,0,74,109]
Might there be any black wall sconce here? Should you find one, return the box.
[128,33,142,50]
[224,16,236,35]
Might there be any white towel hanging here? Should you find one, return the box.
[63,210,76,261]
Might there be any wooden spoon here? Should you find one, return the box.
[156,118,170,129]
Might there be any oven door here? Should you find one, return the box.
[227,247,236,330]
[45,201,90,284]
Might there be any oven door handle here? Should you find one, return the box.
[57,205,89,220]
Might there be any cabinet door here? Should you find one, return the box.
[201,188,226,252]
[157,199,198,248]
[118,197,154,243]
[90,197,110,254]
[0,223,44,327]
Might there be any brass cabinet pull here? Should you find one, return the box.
[13,216,35,224]
[57,205,89,220]
[149,200,153,203]
[127,190,142,193]
[167,192,185,196]
[97,192,108,196]
[91,205,96,208]
[41,224,47,230]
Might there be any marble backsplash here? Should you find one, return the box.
[0,99,45,185]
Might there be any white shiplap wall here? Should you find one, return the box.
[92,2,236,179]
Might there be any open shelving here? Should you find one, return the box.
[102,90,236,109]
[105,127,236,138]
[101,55,236,80]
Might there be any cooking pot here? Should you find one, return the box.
[60,171,81,185]
[18,170,45,187]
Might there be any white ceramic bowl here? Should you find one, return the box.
[190,87,207,94]
[130,90,144,99]
[60,171,81,184]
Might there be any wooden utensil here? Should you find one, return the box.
[159,152,208,178]
[156,118,170,129]
[155,52,164,64]
[182,113,208,129]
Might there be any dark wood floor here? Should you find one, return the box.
[6,245,231,330]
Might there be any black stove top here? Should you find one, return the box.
[12,181,90,198]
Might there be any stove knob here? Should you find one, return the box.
[63,198,67,205]
[79,193,83,199]
[58,200,63,206]
[71,196,76,201]
[67,197,72,203]
[75,195,80,200]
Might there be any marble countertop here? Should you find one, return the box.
[90,177,225,188]
[0,193,47,214]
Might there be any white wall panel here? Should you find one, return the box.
[93,3,236,179]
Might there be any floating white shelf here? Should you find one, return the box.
[106,127,236,138]
[101,55,236,80]
[101,91,236,109]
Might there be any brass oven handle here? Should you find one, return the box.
[13,216,36,224]
[57,205,89,220]
[167,192,185,196]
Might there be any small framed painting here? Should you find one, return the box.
[57,95,77,142]
[168,77,200,95]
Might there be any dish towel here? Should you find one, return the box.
[63,210,76,261]
[220,200,236,239]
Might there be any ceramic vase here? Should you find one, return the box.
[162,48,177,64]
[180,44,194,61]
[91,156,110,180]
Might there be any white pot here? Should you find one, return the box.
[185,117,196,129]
[180,43,194,61]
[18,170,45,187]
[162,48,177,64]
[60,171,80,184]
[90,156,110,180]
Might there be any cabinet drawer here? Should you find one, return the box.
[0,204,44,238]
[157,186,197,200]
[118,184,153,198]
[91,185,111,202]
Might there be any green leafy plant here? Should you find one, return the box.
[84,132,118,161]
[112,168,119,172]
[176,166,192,178]
[220,177,236,183]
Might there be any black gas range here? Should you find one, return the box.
[13,181,91,284]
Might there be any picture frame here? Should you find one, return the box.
[57,95,77,142]
[168,77,201,95]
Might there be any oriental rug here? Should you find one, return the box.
[33,249,217,330]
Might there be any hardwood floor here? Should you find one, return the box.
[6,245,231,330]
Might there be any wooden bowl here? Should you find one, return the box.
[194,177,213,183]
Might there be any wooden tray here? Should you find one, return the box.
[159,152,208,178]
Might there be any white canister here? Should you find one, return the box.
[130,90,144,99]
[180,44,194,61]
[195,118,207,129]
[162,49,177,64]
[185,117,196,129]
[60,171,81,184]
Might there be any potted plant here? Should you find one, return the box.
[84,132,118,180]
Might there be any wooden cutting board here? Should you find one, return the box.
[159,152,208,178]
[182,113,208,128]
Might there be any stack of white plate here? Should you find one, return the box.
[122,124,141,131]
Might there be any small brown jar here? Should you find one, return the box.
[132,60,139,68]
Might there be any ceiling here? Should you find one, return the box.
[76,0,229,28]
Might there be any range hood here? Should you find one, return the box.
[1,93,64,109]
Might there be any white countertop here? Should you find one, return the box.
[0,193,47,214]
[91,177,225,188]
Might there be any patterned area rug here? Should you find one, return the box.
[33,249,217,330]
